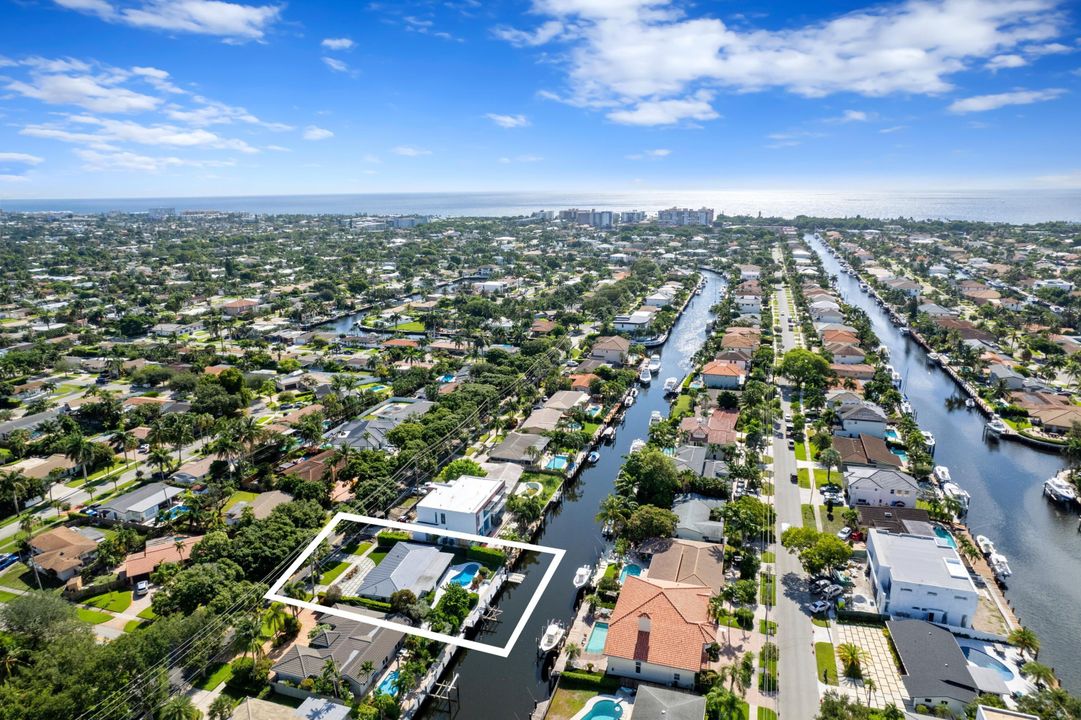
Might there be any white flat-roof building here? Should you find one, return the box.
[866,529,979,628]
[415,476,506,538]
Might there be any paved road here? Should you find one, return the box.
[772,268,822,720]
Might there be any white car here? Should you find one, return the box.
[823,584,845,599]
[808,600,831,614]
[836,527,853,541]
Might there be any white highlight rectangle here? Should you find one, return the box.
[265,512,564,657]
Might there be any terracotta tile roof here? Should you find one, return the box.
[604,577,715,672]
[701,361,744,376]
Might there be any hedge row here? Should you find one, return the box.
[376,531,411,548]
[467,545,507,569]
[559,670,620,693]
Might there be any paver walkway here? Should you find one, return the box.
[830,623,908,709]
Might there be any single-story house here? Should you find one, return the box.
[354,542,454,600]
[888,620,984,714]
[488,432,549,466]
[171,455,217,485]
[832,434,902,469]
[122,535,203,583]
[225,490,294,525]
[631,685,707,720]
[98,482,183,524]
[670,495,725,542]
[229,697,350,720]
[28,526,102,581]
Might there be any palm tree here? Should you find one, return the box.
[174,538,188,561]
[864,676,877,706]
[149,446,175,478]
[19,513,39,540]
[1008,626,1040,660]
[1021,661,1055,688]
[819,447,843,487]
[320,657,344,698]
[564,642,582,668]
[283,581,307,618]
[0,470,29,517]
[64,433,95,487]
[265,601,288,639]
[111,427,137,465]
[158,695,202,720]
[231,613,264,661]
[207,696,233,720]
[359,659,376,687]
[836,642,869,678]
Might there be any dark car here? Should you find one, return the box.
[790,472,799,484]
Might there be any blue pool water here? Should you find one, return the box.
[546,455,569,471]
[933,526,957,548]
[586,404,603,417]
[166,505,188,520]
[618,564,642,583]
[581,699,623,720]
[890,448,909,463]
[585,623,609,653]
[369,384,389,392]
[377,670,399,695]
[450,562,481,587]
[439,374,456,383]
[884,428,901,442]
[962,646,1015,681]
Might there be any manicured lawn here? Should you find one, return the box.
[84,590,133,613]
[320,560,352,585]
[546,686,596,720]
[582,422,601,437]
[815,642,839,685]
[798,468,812,489]
[368,550,389,566]
[76,608,113,625]
[759,619,778,636]
[0,563,32,591]
[812,617,831,628]
[818,508,847,536]
[197,661,234,690]
[794,442,808,461]
[758,708,778,720]
[522,471,564,501]
[394,321,425,332]
[671,394,693,418]
[224,490,259,510]
[341,539,372,556]
[0,589,18,603]
[761,550,775,563]
[760,572,776,607]
[123,620,144,632]
[813,468,838,488]
[137,606,158,620]
[801,504,817,529]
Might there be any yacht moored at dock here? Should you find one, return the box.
[538,620,565,654]
[1043,472,1078,504]
[663,377,679,394]
[932,465,952,485]
[648,354,662,372]
[572,565,593,589]
[638,367,652,384]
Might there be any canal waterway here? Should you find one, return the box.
[808,234,1081,693]
[419,270,724,720]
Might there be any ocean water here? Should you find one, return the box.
[2,189,1080,224]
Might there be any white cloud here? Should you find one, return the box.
[879,125,907,133]
[22,115,259,153]
[0,175,30,183]
[1032,170,1081,188]
[626,148,671,159]
[7,72,161,113]
[54,0,281,41]
[493,19,563,47]
[987,54,1027,70]
[606,93,719,126]
[321,37,355,50]
[392,145,432,156]
[131,66,185,93]
[1026,42,1072,55]
[485,113,530,128]
[74,147,234,172]
[841,109,868,122]
[322,57,350,73]
[165,97,291,129]
[501,0,1068,126]
[302,125,334,140]
[948,88,1065,113]
[498,154,543,163]
[0,152,45,165]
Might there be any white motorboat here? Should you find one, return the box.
[572,565,592,589]
[663,377,679,394]
[1043,472,1078,504]
[601,427,615,442]
[986,416,1008,436]
[941,482,970,511]
[932,465,952,485]
[624,394,635,408]
[965,398,976,408]
[878,344,890,358]
[629,438,646,454]
[649,410,663,425]
[922,431,936,455]
[639,368,652,384]
[989,553,1012,580]
[648,354,662,372]
[976,535,996,555]
[898,326,910,336]
[586,451,600,464]
[538,621,565,654]
[927,352,941,364]
[630,387,639,398]
[900,400,914,416]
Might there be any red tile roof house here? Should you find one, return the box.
[701,361,746,389]
[222,298,259,316]
[603,576,717,689]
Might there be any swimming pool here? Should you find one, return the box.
[933,526,957,548]
[618,564,642,583]
[546,455,569,471]
[438,374,456,383]
[450,562,481,587]
[586,404,603,417]
[377,670,399,696]
[890,448,909,463]
[585,622,609,653]
[576,699,623,720]
[962,646,1015,681]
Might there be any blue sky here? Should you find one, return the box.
[0,0,1079,198]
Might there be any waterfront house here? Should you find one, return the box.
[603,576,716,689]
[832,434,901,469]
[520,407,564,433]
[831,363,877,381]
[543,390,590,412]
[229,697,350,720]
[631,685,707,720]
[845,467,918,507]
[99,482,183,524]
[354,542,454,600]
[326,398,433,452]
[225,490,293,525]
[415,475,506,537]
[488,432,549,467]
[888,620,984,715]
[643,538,726,593]
[590,336,631,365]
[838,402,889,439]
[670,495,726,542]
[866,530,979,628]
[701,361,746,389]
[673,445,729,480]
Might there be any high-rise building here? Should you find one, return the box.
[657,207,715,226]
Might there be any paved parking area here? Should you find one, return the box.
[830,623,908,709]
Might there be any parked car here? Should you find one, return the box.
[787,439,795,450]
[811,579,832,594]
[135,580,150,596]
[823,584,845,599]
[836,527,853,541]
[137,444,150,453]
[0,553,19,572]
[790,472,799,484]
[808,600,831,614]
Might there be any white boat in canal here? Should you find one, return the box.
[965,398,976,408]
[663,377,679,394]
[933,465,952,485]
[601,427,615,442]
[586,451,600,464]
[538,621,565,654]
[922,431,936,455]
[572,565,592,589]
[989,553,1012,580]
[649,410,663,425]
[1043,472,1078,504]
[624,394,635,408]
[639,368,652,384]
[941,482,970,511]
[927,352,941,364]
[986,416,1008,436]
[648,354,662,372]
[976,535,996,555]
[629,438,646,454]
[900,400,914,416]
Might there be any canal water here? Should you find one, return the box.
[808,234,1081,693]
[419,270,724,719]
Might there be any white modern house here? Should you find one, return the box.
[613,310,653,334]
[838,402,889,439]
[415,476,506,538]
[845,467,919,507]
[866,530,979,628]
[99,482,183,525]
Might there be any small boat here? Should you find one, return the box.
[639,368,652,384]
[899,400,914,416]
[649,410,663,425]
[629,438,646,454]
[586,451,600,464]
[932,465,952,485]
[623,394,635,408]
[878,344,890,358]
[601,427,615,443]
[922,431,936,455]
[538,621,565,654]
[899,326,910,336]
[572,565,592,589]
[927,352,941,364]
[663,377,679,394]
[1043,472,1078,504]
[989,553,1012,580]
[976,535,996,555]
[986,417,1008,437]
[630,387,639,398]
[941,482,970,512]
[648,354,662,372]
[965,398,976,409]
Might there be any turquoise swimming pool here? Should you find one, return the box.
[580,699,623,720]
[377,670,399,696]
[546,455,569,471]
[618,564,641,583]
[585,622,608,653]
[450,562,481,587]
[962,646,1014,681]
[933,526,957,548]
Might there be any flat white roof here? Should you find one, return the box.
[417,476,502,514]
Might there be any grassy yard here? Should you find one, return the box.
[813,468,839,488]
[815,642,839,685]
[798,468,812,489]
[76,608,113,625]
[545,686,596,720]
[761,550,775,563]
[224,490,259,510]
[794,442,809,461]
[123,619,143,632]
[394,321,426,332]
[801,504,817,529]
[522,471,564,502]
[582,422,601,437]
[671,394,693,418]
[368,549,390,566]
[0,589,18,603]
[196,661,234,690]
[818,508,847,536]
[84,590,133,613]
[341,539,372,556]
[758,708,778,720]
[760,572,777,607]
[0,562,34,591]
[137,606,158,620]
[320,560,352,585]
[759,619,778,636]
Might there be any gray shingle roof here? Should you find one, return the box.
[355,542,454,600]
[888,619,978,704]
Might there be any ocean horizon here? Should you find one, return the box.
[2,188,1080,224]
